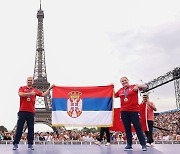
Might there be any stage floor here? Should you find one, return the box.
[0,144,179,154]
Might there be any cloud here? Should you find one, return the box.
[107,18,180,79]
[107,19,180,112]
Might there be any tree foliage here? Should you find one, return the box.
[81,127,99,133]
[0,125,8,132]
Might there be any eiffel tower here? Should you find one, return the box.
[12,3,63,133]
[32,3,62,133]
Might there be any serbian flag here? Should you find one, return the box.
[110,104,148,132]
[52,85,114,127]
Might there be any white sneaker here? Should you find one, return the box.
[105,143,110,146]
[28,144,34,150]
[142,145,147,151]
[12,144,18,150]
[94,141,101,146]
[151,142,155,147]
[146,143,151,147]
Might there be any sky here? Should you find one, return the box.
[0,0,180,132]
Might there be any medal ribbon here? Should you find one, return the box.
[124,88,129,98]
[26,88,32,100]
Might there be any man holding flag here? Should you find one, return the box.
[13,76,54,150]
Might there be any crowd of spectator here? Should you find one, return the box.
[0,110,179,143]
[154,110,180,132]
[153,110,180,141]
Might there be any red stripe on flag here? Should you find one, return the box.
[52,85,114,98]
[139,103,149,132]
[110,107,148,132]
[110,108,125,132]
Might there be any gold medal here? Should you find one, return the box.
[124,98,128,102]
[27,98,31,101]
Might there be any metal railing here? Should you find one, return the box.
[0,140,180,145]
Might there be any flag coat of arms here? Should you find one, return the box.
[52,85,114,127]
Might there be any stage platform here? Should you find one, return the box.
[0,144,179,154]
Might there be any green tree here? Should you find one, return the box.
[0,125,8,132]
[81,127,99,133]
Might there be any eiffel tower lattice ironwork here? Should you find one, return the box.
[32,4,62,133]
[12,4,64,133]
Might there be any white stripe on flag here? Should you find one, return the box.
[52,111,112,126]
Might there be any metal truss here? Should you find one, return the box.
[143,67,180,109]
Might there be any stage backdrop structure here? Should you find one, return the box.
[142,67,180,109]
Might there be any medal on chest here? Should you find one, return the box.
[26,88,32,102]
[124,88,129,102]
[124,98,128,102]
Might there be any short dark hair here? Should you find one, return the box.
[143,94,149,98]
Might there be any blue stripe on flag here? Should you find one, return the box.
[52,98,112,111]
[52,98,67,111]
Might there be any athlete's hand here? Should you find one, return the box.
[49,84,55,90]
[29,91,36,96]
[133,85,139,91]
